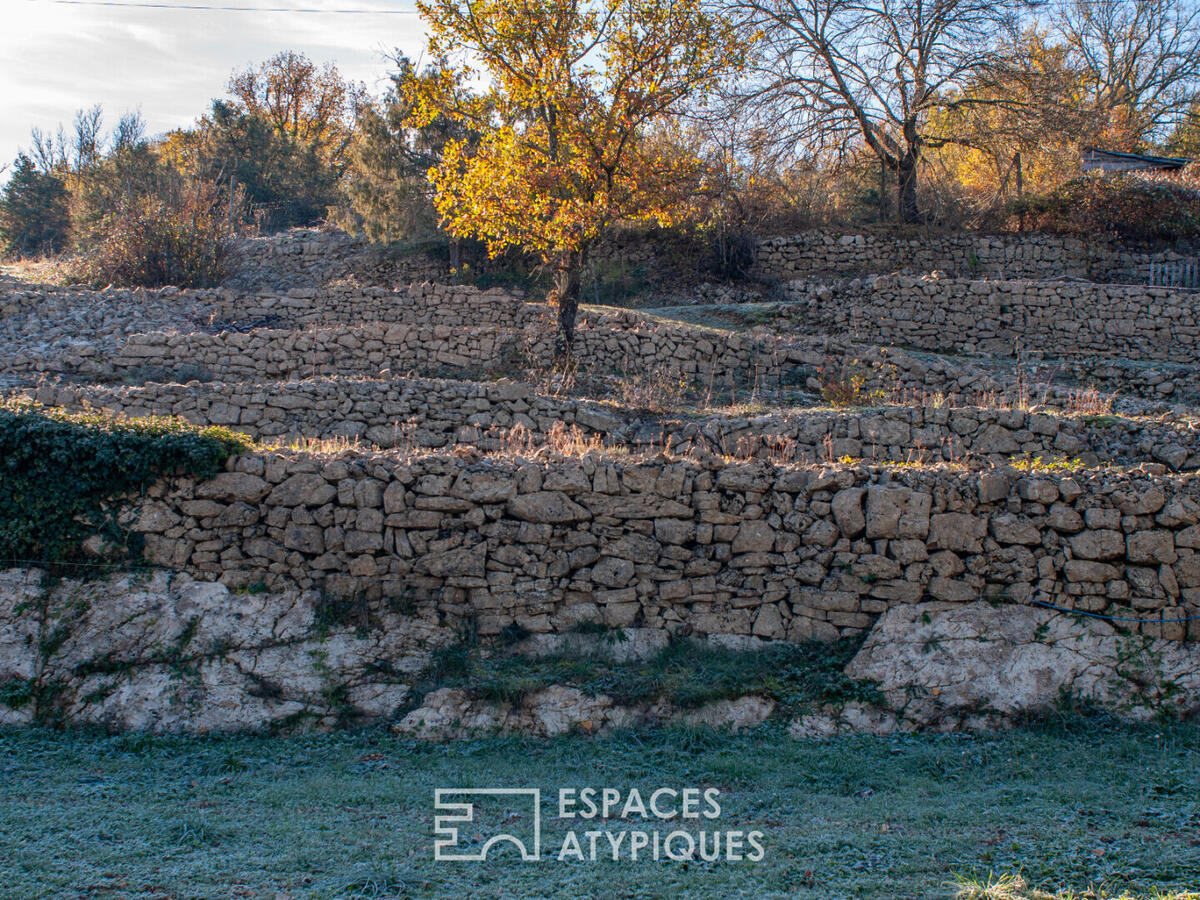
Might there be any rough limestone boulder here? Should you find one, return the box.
[0,568,430,732]
[393,686,638,740]
[393,687,776,740]
[681,696,775,732]
[842,601,1200,731]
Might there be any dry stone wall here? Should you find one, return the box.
[7,279,1196,405]
[21,376,1200,470]
[223,226,700,292]
[0,284,538,379]
[226,227,1194,292]
[100,323,525,382]
[8,306,811,383]
[126,450,1200,645]
[7,226,1200,735]
[756,230,1196,283]
[778,275,1200,362]
[207,283,539,330]
[789,276,1200,362]
[0,284,221,381]
[15,314,1015,406]
[1054,357,1198,403]
[28,312,1193,407]
[223,229,451,290]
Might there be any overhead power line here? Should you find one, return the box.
[27,0,418,13]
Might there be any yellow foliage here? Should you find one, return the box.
[926,29,1103,207]
[410,0,742,265]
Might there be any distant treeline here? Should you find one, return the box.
[2,0,1200,293]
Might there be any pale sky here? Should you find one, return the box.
[1,0,430,176]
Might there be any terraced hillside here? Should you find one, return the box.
[1,230,1199,735]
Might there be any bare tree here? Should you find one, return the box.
[72,104,105,170]
[1054,0,1200,150]
[24,107,141,176]
[112,110,146,153]
[734,0,1033,222]
[28,127,67,173]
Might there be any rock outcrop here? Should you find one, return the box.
[840,601,1200,730]
[0,568,431,732]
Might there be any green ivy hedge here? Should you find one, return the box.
[0,401,249,566]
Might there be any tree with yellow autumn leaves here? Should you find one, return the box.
[409,0,743,349]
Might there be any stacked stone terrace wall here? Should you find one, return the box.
[228,227,1196,290]
[15,312,993,402]
[786,276,1200,362]
[86,323,526,382]
[756,231,1198,283]
[1058,357,1197,403]
[23,376,1200,470]
[0,283,538,377]
[223,226,696,292]
[0,281,530,338]
[10,309,808,383]
[205,283,537,330]
[129,451,1200,643]
[13,308,1199,407]
[7,283,1200,404]
[223,229,451,290]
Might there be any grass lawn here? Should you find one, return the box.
[0,719,1197,899]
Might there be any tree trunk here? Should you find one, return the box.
[897,154,920,224]
[879,160,888,223]
[552,248,584,355]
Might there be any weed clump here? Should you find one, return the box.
[414,634,880,715]
[1008,454,1087,473]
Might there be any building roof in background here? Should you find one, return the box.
[1082,147,1192,173]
